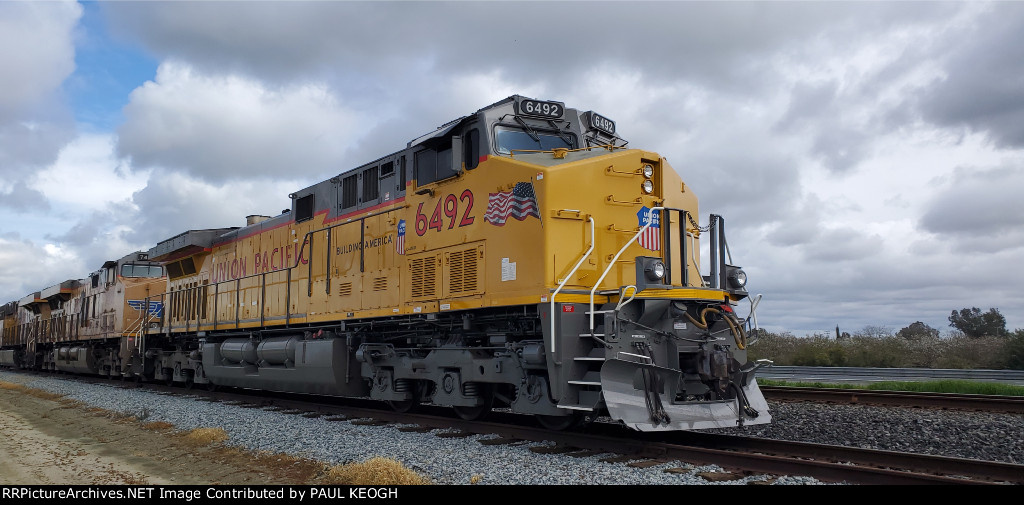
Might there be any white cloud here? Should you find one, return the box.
[0,1,79,187]
[117,61,365,182]
[0,1,80,119]
[920,164,1024,248]
[124,172,298,244]
[0,235,87,300]
[33,133,148,210]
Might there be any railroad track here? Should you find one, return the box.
[147,380,1024,485]
[761,386,1024,414]
[11,371,1024,485]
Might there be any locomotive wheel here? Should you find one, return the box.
[452,391,494,421]
[184,375,195,390]
[452,405,490,421]
[387,399,419,413]
[535,412,584,431]
[206,382,218,392]
[388,380,430,413]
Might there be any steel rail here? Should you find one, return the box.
[761,386,1024,414]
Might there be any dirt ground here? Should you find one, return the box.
[0,381,358,485]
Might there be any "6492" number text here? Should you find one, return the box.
[415,189,475,236]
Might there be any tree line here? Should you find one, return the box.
[748,307,1024,370]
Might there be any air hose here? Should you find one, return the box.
[684,307,748,350]
[636,343,670,426]
[730,381,760,420]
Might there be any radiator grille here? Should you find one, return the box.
[410,257,437,299]
[448,248,478,295]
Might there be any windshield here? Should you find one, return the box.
[495,127,574,155]
[121,264,164,278]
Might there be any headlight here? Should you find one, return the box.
[645,261,666,281]
[641,164,654,178]
[728,268,747,288]
[641,180,654,194]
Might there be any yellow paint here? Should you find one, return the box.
[633,288,727,302]
[148,147,717,334]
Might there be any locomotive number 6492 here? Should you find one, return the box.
[415,189,475,236]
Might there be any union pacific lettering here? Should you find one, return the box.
[205,200,406,283]
[253,242,310,273]
[212,257,248,283]
[211,243,308,283]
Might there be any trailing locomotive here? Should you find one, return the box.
[1,95,770,431]
[1,251,165,376]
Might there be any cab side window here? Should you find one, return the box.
[464,129,479,170]
[415,148,438,185]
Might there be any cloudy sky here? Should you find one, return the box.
[1,1,1022,337]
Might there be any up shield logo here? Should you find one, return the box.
[637,206,661,251]
[396,219,406,255]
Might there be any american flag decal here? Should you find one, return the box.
[636,206,661,251]
[396,219,406,255]
[485,182,540,226]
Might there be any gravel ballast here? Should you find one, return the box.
[3,371,1020,485]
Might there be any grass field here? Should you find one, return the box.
[759,378,1024,396]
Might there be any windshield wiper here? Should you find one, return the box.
[514,116,540,142]
[547,120,574,148]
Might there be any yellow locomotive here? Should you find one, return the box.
[0,251,165,375]
[2,95,770,432]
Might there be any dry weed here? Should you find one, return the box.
[184,427,229,445]
[0,381,24,391]
[58,398,86,409]
[322,457,430,485]
[247,450,331,482]
[1,380,66,401]
[142,421,176,432]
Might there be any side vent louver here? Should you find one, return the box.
[410,257,437,299]
[337,282,353,297]
[448,248,479,296]
[408,244,482,301]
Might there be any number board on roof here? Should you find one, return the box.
[517,99,564,119]
[586,111,616,135]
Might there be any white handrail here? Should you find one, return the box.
[747,293,762,331]
[124,308,147,354]
[688,231,705,287]
[589,206,664,334]
[550,216,595,353]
